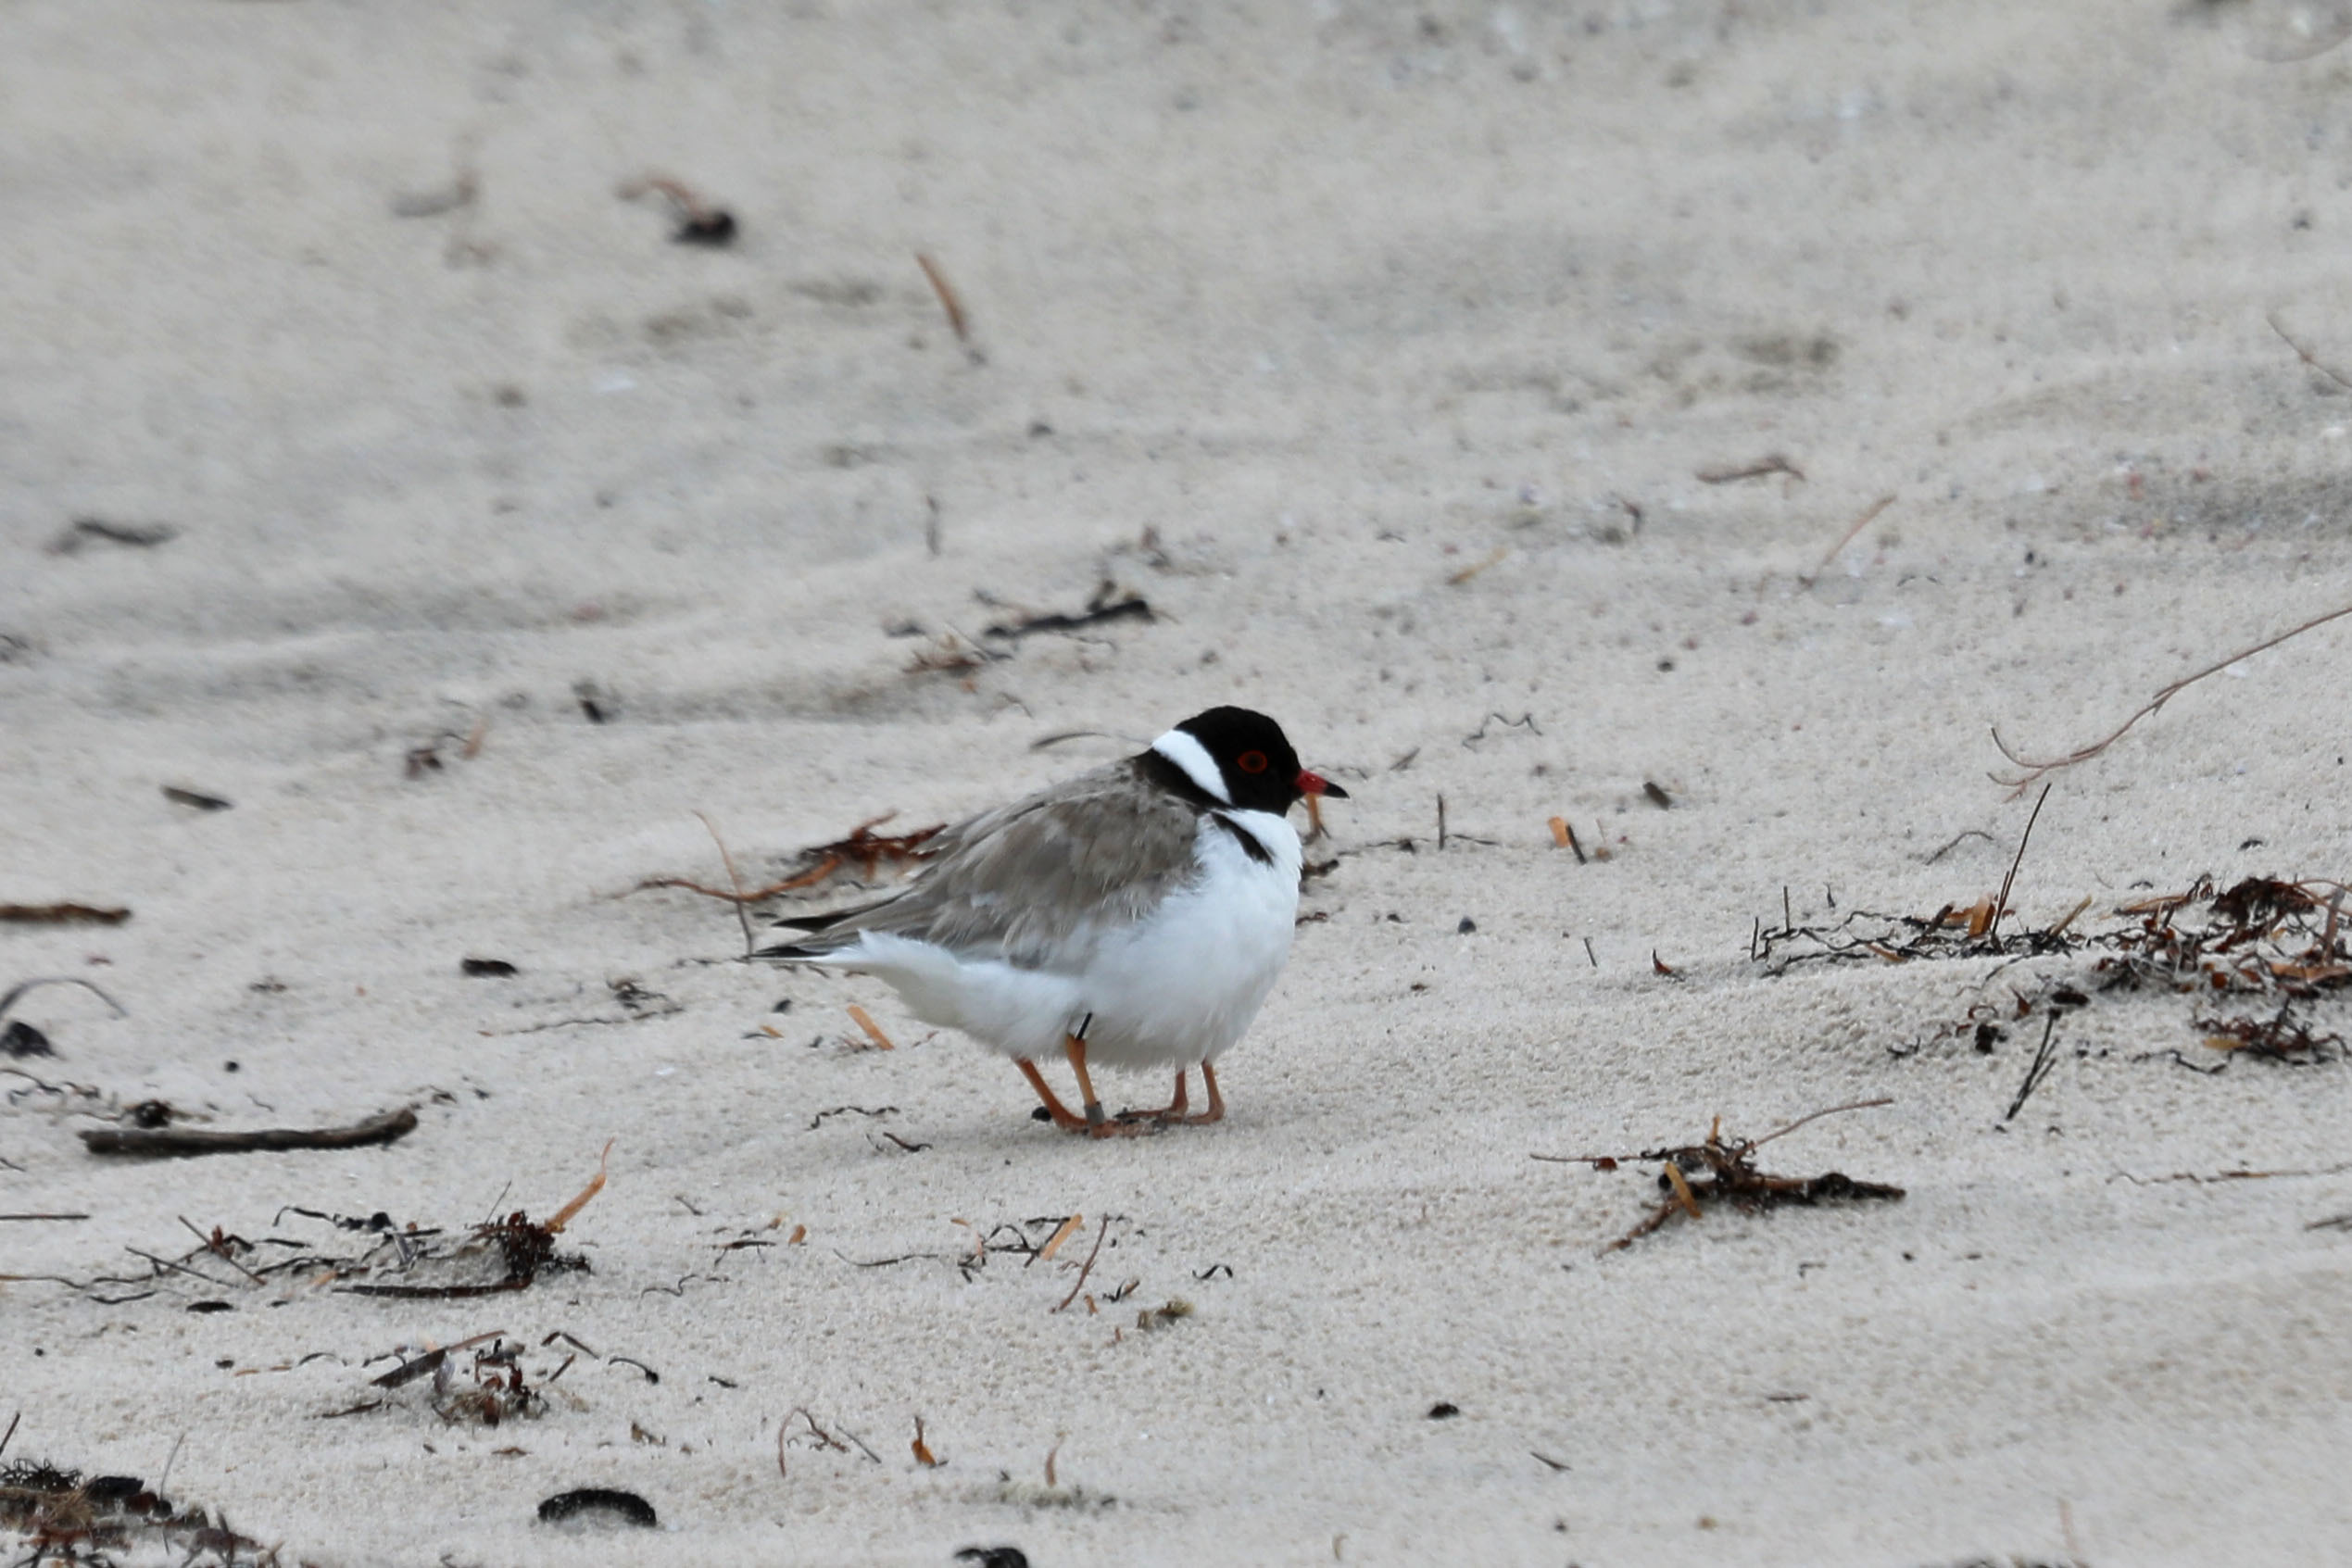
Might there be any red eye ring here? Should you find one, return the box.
[1236,750,1269,774]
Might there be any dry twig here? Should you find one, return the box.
[0,904,129,926]
[1799,493,1896,585]
[82,1106,417,1158]
[1053,1217,1112,1312]
[695,811,755,956]
[1696,454,1804,484]
[1,978,127,1020]
[914,253,969,342]
[1992,601,2352,792]
[2268,309,2352,391]
[846,1005,897,1051]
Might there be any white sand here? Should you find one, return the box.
[7,1,2352,1562]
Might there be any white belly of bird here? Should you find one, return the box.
[837,810,1302,1071]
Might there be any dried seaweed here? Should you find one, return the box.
[1534,1099,1903,1253]
[2093,876,2349,997]
[2192,1003,2345,1063]
[1755,787,2068,971]
[14,1152,606,1308]
[1767,872,2352,1073]
[633,813,943,904]
[836,1213,1124,1286]
[360,1332,549,1426]
[981,582,1152,641]
[2,1445,267,1567]
[343,1146,604,1298]
[1754,897,2082,972]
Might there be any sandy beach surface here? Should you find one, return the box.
[7,2,2352,1562]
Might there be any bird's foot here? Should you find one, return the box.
[1116,1069,1192,1124]
[1085,1100,1158,1138]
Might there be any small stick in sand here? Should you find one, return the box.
[618,174,736,245]
[1988,784,2052,942]
[125,1245,238,1289]
[82,1105,418,1157]
[1922,828,1997,865]
[2004,1013,2065,1123]
[1747,1097,1897,1149]
[1033,1214,1084,1265]
[2267,310,2352,391]
[694,811,755,956]
[1696,454,1805,484]
[1798,493,1897,586]
[911,1414,942,1467]
[1053,1216,1112,1312]
[546,1140,613,1235]
[1446,546,1508,585]
[1662,1164,1702,1220]
[847,1005,897,1051]
[914,252,969,343]
[2059,1499,2086,1565]
[0,904,130,926]
[177,1216,263,1286]
[1991,599,2352,792]
[2046,894,2095,940]
[371,1330,509,1389]
[1,977,127,1019]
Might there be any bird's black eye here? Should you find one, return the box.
[1235,750,1269,774]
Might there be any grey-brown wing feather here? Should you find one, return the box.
[777,761,1204,969]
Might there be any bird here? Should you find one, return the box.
[757,707,1347,1137]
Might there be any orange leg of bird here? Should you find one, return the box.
[1063,1034,1152,1138]
[1118,1070,1189,1122]
[1120,1064,1226,1125]
[1163,1061,1226,1125]
[1013,1059,1088,1133]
